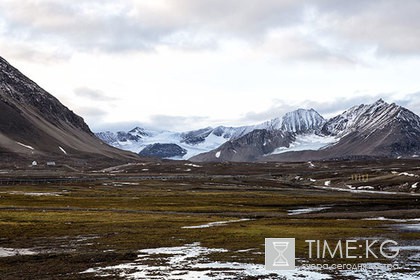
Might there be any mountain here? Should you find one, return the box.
[190,129,295,162]
[189,109,325,162]
[96,126,237,159]
[96,109,324,160]
[263,99,420,161]
[139,143,187,158]
[0,56,138,166]
[256,108,325,133]
[191,100,420,162]
[97,98,419,162]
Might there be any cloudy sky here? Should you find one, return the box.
[1,0,420,132]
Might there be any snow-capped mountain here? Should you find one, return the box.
[228,108,325,139]
[96,108,325,160]
[280,108,325,133]
[263,99,420,162]
[256,108,325,133]
[96,126,237,159]
[189,109,327,162]
[322,99,420,136]
[97,100,420,162]
[191,99,420,162]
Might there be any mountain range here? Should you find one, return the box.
[0,56,138,166]
[1,55,418,165]
[97,100,420,162]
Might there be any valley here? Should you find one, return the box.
[0,46,419,279]
[0,159,419,279]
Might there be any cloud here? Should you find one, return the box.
[88,115,211,133]
[396,91,420,115]
[146,115,209,131]
[305,0,420,57]
[0,40,70,64]
[1,0,420,64]
[239,92,420,124]
[86,92,420,132]
[0,1,308,54]
[89,120,142,133]
[74,87,117,101]
[75,106,107,118]
[239,102,296,124]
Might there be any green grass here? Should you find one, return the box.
[0,179,418,279]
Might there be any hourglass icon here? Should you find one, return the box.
[273,241,289,266]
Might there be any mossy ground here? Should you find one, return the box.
[0,176,418,279]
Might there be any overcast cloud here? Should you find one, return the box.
[0,0,419,131]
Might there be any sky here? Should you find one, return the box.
[1,0,420,132]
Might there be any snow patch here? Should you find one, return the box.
[324,181,331,186]
[83,243,331,279]
[1,191,62,196]
[357,186,375,190]
[16,142,34,150]
[82,241,420,279]
[399,172,418,177]
[184,163,202,168]
[215,151,221,158]
[59,146,67,155]
[117,182,140,186]
[182,219,252,229]
[0,247,37,257]
[288,207,331,215]
[314,185,420,196]
[272,134,337,154]
[363,217,420,222]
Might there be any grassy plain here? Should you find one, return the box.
[0,160,419,279]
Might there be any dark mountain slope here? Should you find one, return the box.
[191,129,295,162]
[0,56,139,165]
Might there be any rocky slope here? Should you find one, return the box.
[0,56,138,166]
[139,143,187,158]
[190,129,295,162]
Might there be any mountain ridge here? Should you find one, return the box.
[96,107,323,159]
[97,99,420,162]
[0,56,139,166]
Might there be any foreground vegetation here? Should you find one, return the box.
[0,170,418,279]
